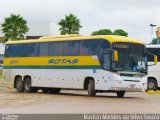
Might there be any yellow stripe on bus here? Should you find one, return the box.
[3,56,100,66]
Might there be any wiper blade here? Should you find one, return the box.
[113,68,124,71]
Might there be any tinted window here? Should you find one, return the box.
[38,42,49,56]
[103,54,111,70]
[147,48,160,61]
[5,39,110,58]
[5,43,36,57]
[79,40,100,55]
[97,40,110,62]
[64,41,80,56]
[49,42,63,56]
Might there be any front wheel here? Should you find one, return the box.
[116,91,126,98]
[147,78,158,91]
[87,80,96,96]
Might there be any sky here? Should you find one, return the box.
[0,0,160,44]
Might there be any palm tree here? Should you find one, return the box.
[58,14,82,35]
[1,14,29,42]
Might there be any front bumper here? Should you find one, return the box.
[109,80,147,92]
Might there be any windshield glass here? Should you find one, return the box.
[112,43,147,72]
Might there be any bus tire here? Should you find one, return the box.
[147,78,158,91]
[87,80,96,96]
[116,91,125,98]
[23,77,32,93]
[49,88,61,94]
[15,77,24,93]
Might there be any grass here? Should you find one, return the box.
[0,74,2,78]
[0,69,2,78]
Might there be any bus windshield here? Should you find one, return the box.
[112,43,147,73]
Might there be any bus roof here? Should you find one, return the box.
[5,35,144,45]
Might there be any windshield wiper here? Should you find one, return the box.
[112,68,124,71]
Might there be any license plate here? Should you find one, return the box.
[129,84,136,88]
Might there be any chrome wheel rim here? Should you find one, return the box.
[148,82,155,89]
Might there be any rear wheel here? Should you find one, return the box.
[87,80,96,96]
[15,77,23,93]
[147,78,158,91]
[23,77,32,93]
[116,91,126,98]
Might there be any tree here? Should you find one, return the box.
[58,14,82,35]
[113,29,128,36]
[91,28,128,36]
[1,14,29,42]
[0,37,4,43]
[151,38,158,44]
[91,29,112,35]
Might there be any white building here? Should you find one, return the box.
[0,21,59,39]
[26,21,59,39]
[0,43,4,65]
[0,43,4,54]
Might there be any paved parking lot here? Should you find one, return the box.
[0,82,160,114]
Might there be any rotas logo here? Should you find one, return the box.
[48,59,78,64]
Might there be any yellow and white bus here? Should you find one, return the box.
[146,45,160,90]
[3,35,149,97]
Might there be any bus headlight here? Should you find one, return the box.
[116,81,122,84]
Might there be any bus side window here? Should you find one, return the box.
[5,43,36,57]
[38,42,49,56]
[103,54,110,70]
[97,40,110,64]
[48,42,63,56]
[79,40,99,55]
[64,41,80,56]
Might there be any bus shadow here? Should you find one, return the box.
[54,92,142,99]
[10,90,143,99]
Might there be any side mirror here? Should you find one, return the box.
[113,50,118,62]
[154,55,158,65]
